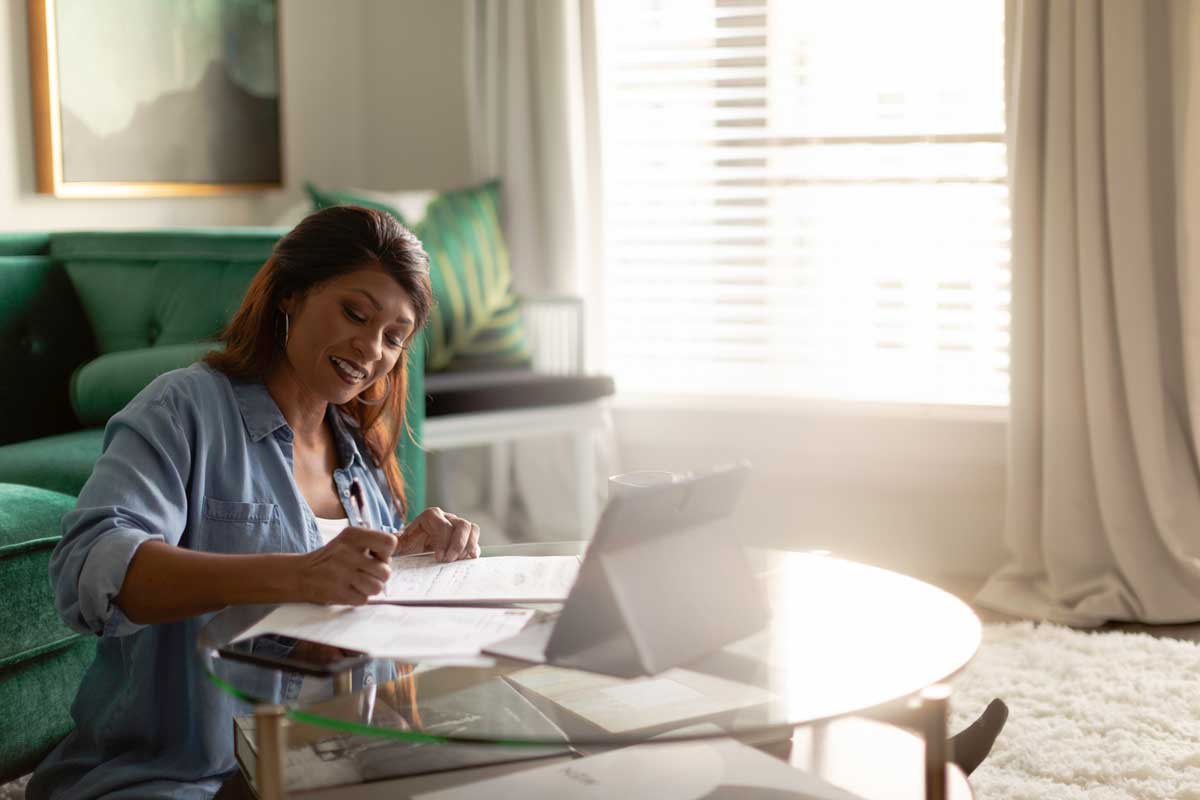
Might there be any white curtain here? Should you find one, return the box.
[977,0,1200,625]
[464,0,601,299]
[432,0,613,541]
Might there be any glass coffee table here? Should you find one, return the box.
[198,543,981,799]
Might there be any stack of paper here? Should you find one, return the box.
[411,729,864,800]
[232,604,535,661]
[372,555,582,604]
[231,555,583,660]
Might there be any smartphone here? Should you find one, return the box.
[218,634,372,677]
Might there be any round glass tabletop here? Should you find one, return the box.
[199,542,984,753]
[198,542,981,751]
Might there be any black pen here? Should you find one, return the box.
[350,478,391,567]
[351,477,421,558]
[349,478,371,529]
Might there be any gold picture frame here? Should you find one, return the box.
[26,0,283,198]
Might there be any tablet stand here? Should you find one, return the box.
[545,465,770,677]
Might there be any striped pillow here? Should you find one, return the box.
[306,181,531,372]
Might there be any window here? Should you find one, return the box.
[596,0,1009,405]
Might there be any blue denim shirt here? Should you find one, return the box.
[28,363,406,799]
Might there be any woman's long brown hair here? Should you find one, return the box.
[205,206,433,519]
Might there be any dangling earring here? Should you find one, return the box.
[283,312,290,346]
[358,373,393,406]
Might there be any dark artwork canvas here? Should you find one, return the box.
[51,0,280,185]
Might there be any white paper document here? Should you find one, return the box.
[232,604,535,660]
[413,733,863,800]
[372,555,582,604]
[506,665,775,733]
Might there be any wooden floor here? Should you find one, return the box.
[927,574,1200,645]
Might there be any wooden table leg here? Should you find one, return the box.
[255,703,288,800]
[920,684,951,800]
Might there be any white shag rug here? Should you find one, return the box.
[949,622,1200,799]
[0,776,26,800]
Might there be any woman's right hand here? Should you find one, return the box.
[292,527,397,605]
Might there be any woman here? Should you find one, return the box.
[28,206,476,799]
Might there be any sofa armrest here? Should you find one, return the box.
[0,253,96,446]
[516,294,584,375]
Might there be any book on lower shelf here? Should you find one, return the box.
[234,677,573,794]
[411,724,865,800]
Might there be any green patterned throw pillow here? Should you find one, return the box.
[306,181,531,372]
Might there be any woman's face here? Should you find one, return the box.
[281,263,417,406]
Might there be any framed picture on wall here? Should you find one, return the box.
[26,0,282,198]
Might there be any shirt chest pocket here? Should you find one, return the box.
[202,497,283,554]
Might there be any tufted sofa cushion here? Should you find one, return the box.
[51,230,280,355]
[0,483,97,783]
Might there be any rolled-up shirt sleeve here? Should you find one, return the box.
[51,396,192,637]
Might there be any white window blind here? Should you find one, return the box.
[596,0,1010,405]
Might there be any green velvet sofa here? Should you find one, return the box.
[0,229,427,783]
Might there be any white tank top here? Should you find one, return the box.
[314,516,349,546]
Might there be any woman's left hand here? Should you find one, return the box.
[396,507,480,562]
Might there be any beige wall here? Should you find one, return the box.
[363,0,475,191]
[614,401,1009,580]
[0,0,472,231]
[257,0,372,224]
